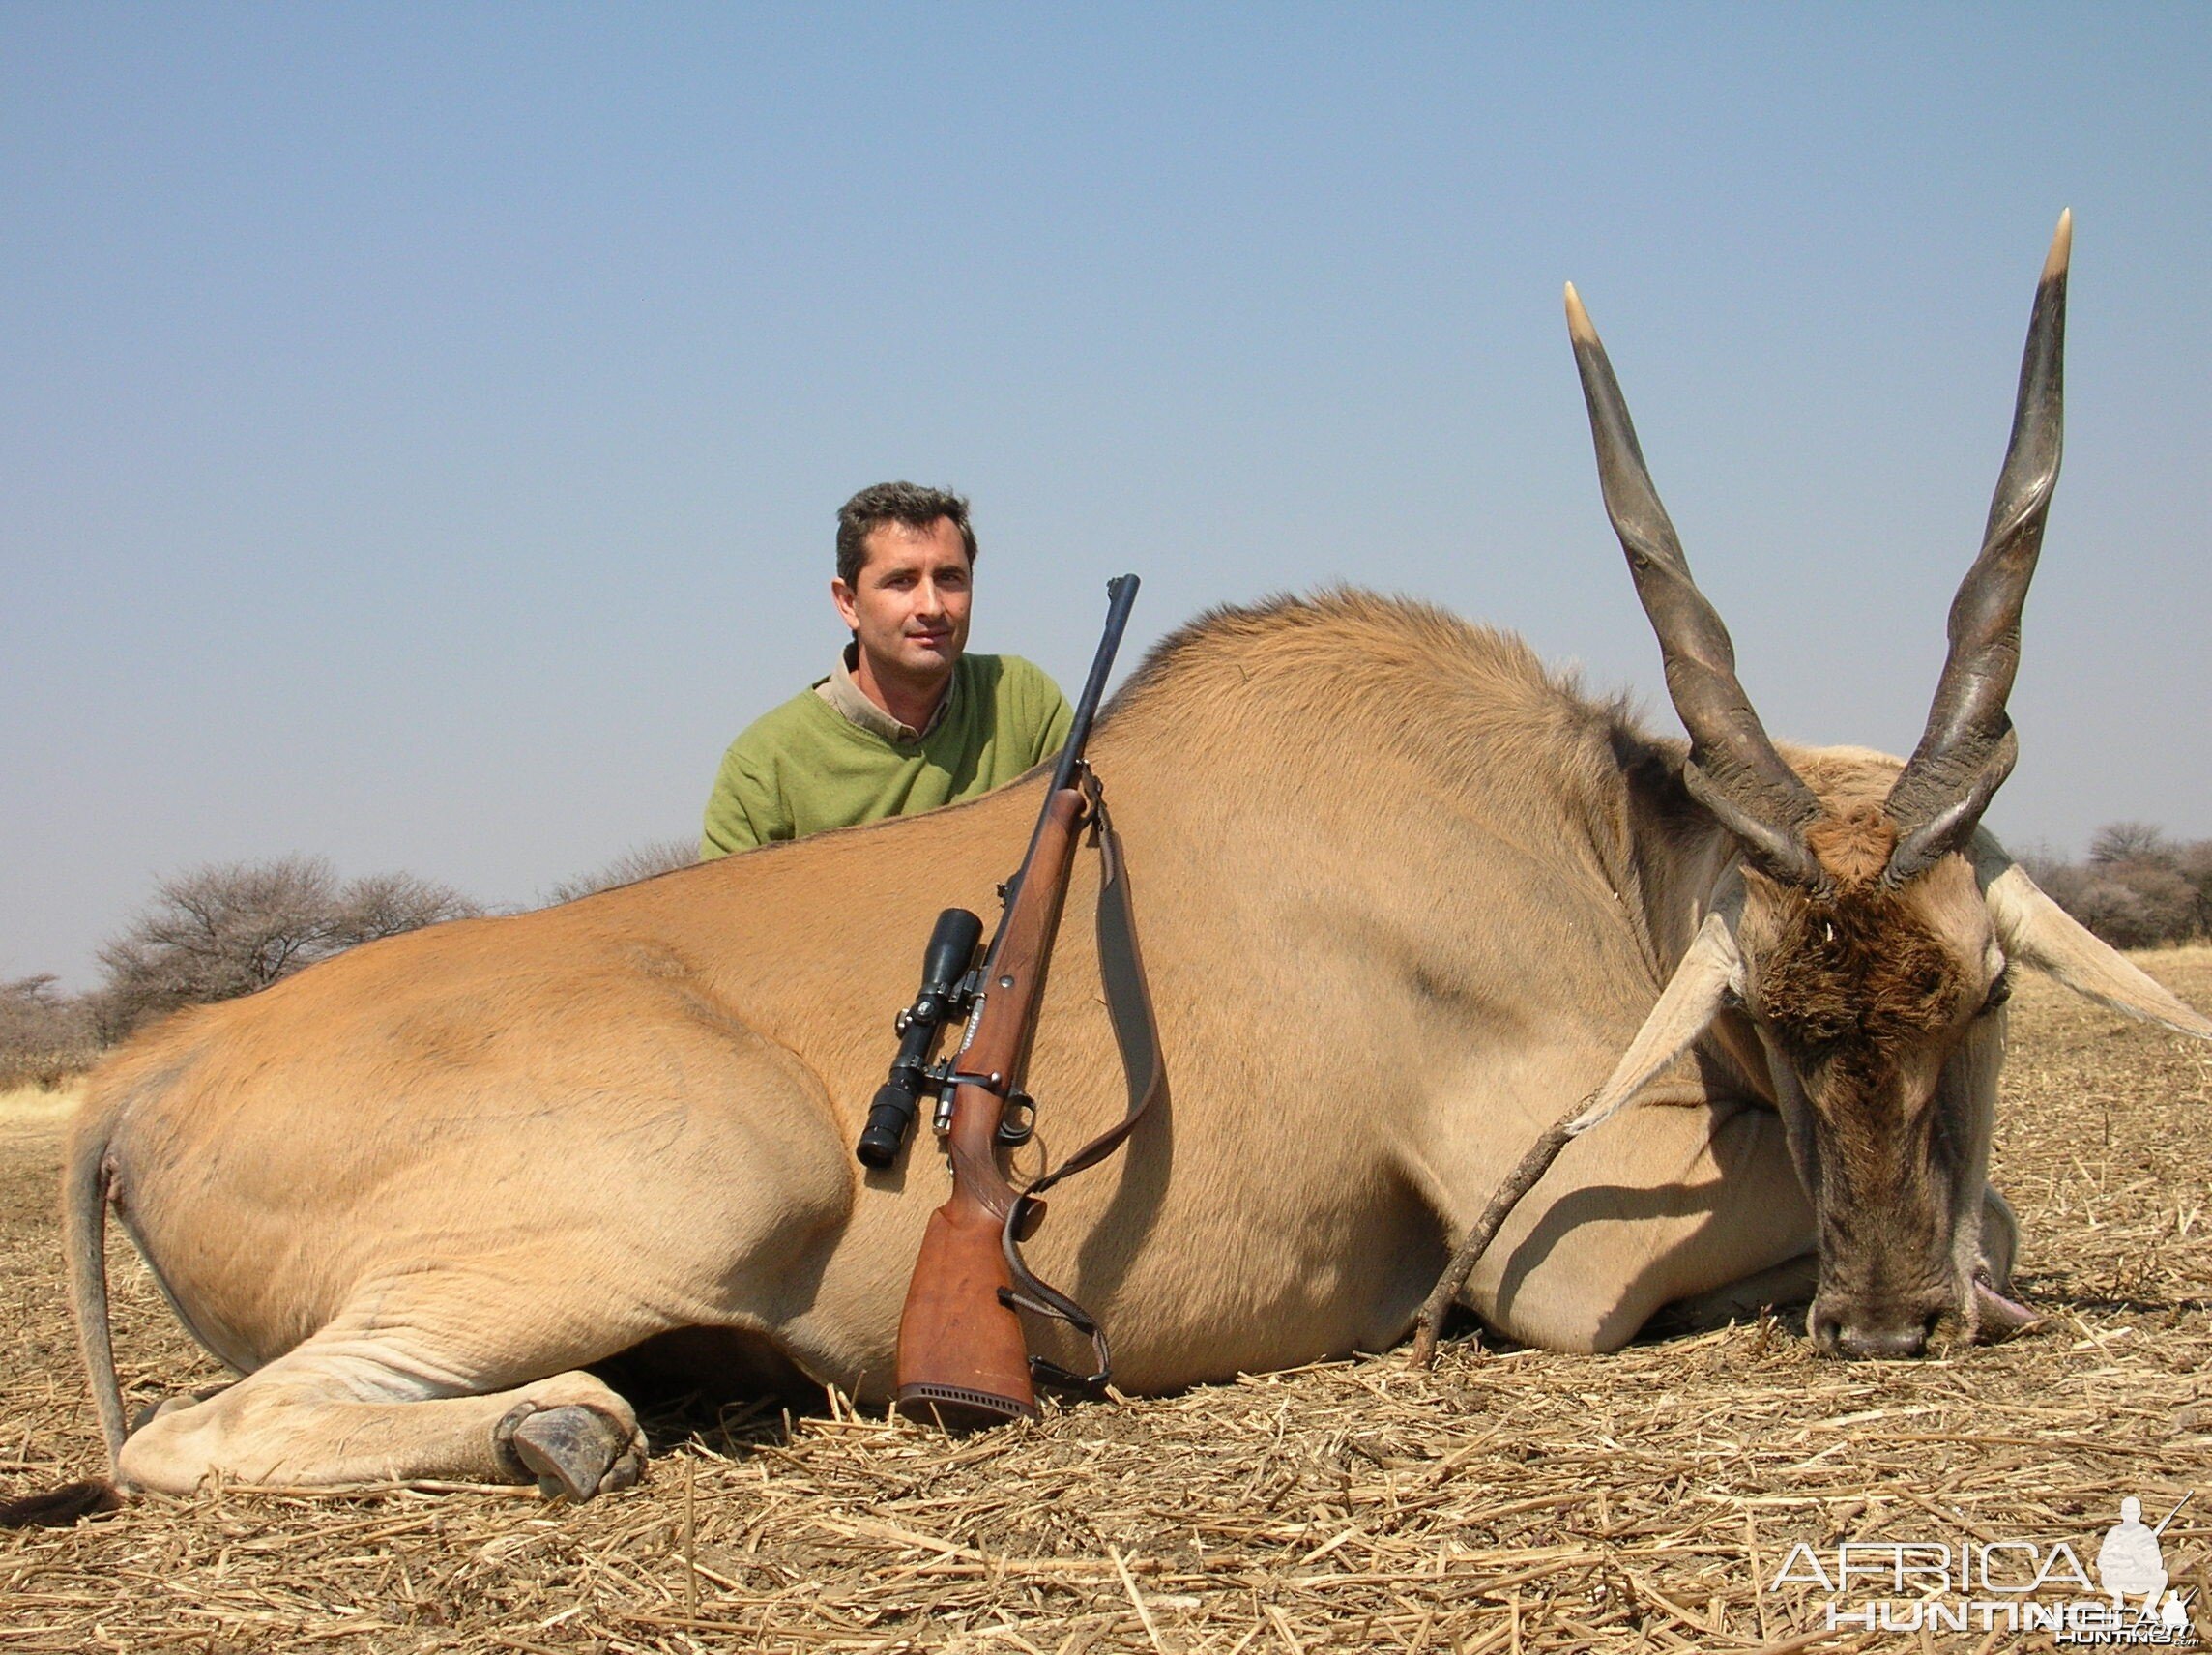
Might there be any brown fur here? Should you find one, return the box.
[1754,880,1970,1054]
[1803,803,1900,888]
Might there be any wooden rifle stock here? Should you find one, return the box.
[894,787,1089,1426]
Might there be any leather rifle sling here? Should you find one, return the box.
[998,769,1166,1390]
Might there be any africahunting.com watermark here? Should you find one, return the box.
[1767,1495,2198,1644]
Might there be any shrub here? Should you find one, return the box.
[0,975,101,1091]
[2179,841,2212,938]
[2029,823,2212,949]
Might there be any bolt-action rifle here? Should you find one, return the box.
[858,574,1161,1428]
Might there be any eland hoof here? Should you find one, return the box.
[131,1383,233,1436]
[500,1405,646,1502]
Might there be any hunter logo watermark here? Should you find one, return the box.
[1767,1494,2198,1644]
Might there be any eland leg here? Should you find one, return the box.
[115,1335,645,1499]
[102,1004,859,1500]
[1646,1253,1820,1334]
[1467,1098,1813,1353]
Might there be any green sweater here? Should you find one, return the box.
[700,653,1073,856]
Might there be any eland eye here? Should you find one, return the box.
[1980,969,2014,1014]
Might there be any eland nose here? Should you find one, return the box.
[1834,1321,1930,1360]
[1813,1300,1947,1359]
[1811,1299,1944,1359]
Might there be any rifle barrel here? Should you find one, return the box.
[1049,574,1140,796]
[992,576,1140,952]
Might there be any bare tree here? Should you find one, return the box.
[94,857,480,1039]
[335,870,487,945]
[2089,821,2172,867]
[541,839,698,906]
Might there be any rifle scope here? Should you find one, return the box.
[855,906,983,1169]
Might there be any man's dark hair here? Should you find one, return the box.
[835,482,977,586]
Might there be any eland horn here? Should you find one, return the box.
[1885,211,2071,884]
[1565,282,1826,888]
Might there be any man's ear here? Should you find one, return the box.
[830,576,860,631]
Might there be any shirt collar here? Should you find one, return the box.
[817,642,956,743]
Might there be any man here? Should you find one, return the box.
[700,482,1073,857]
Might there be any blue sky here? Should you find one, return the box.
[4,6,2207,988]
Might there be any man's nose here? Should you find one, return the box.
[914,579,947,617]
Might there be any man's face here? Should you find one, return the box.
[830,516,974,688]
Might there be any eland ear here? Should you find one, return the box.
[1571,909,1746,1134]
[1974,843,2212,1040]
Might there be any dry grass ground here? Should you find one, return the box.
[4,953,2210,1653]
